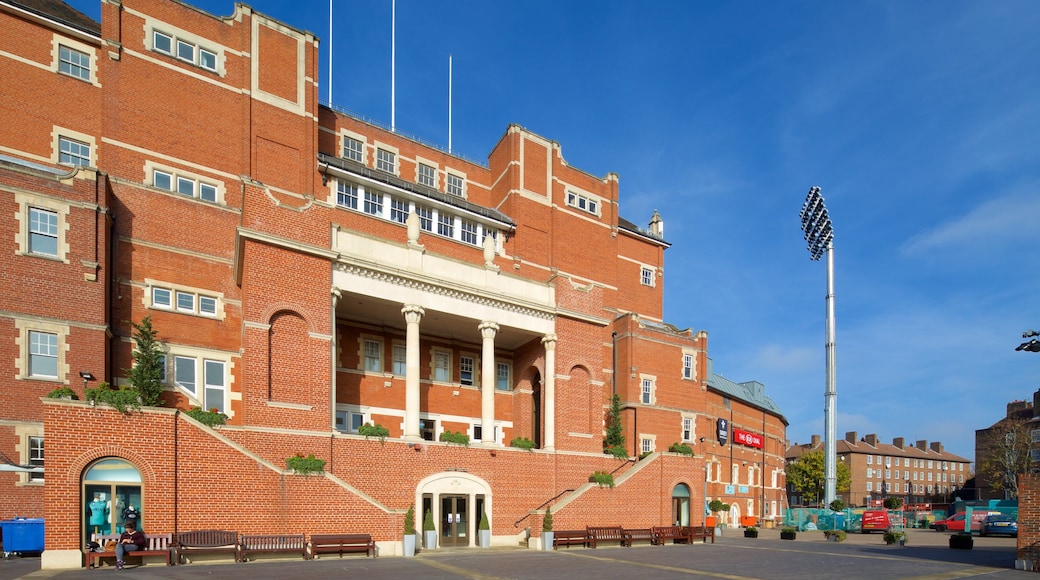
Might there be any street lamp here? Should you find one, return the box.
[79,370,95,389]
[799,186,838,507]
[1017,330,1040,352]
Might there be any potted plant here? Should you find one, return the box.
[708,500,729,536]
[589,470,615,488]
[46,386,78,400]
[403,505,416,557]
[949,532,973,550]
[478,509,491,548]
[884,530,906,546]
[824,529,847,542]
[510,436,535,451]
[542,505,554,551]
[743,526,758,538]
[780,527,797,540]
[423,508,437,550]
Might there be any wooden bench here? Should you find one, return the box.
[587,526,625,548]
[85,533,173,569]
[687,525,715,544]
[621,528,655,547]
[174,530,239,563]
[238,534,307,562]
[652,525,693,545]
[552,530,591,549]
[307,534,376,558]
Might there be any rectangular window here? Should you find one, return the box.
[58,136,90,166]
[176,39,195,62]
[460,220,478,245]
[343,137,363,162]
[177,176,195,197]
[199,48,217,71]
[59,45,90,80]
[867,468,873,478]
[866,481,873,492]
[364,340,382,372]
[29,207,58,256]
[199,183,217,203]
[198,296,217,315]
[203,359,225,413]
[641,267,655,287]
[867,455,873,465]
[495,362,510,391]
[154,31,173,54]
[474,425,497,442]
[28,436,44,482]
[418,164,436,187]
[336,181,359,210]
[420,418,436,441]
[416,206,433,231]
[376,149,396,173]
[682,417,692,441]
[566,191,599,215]
[460,356,474,386]
[152,288,172,309]
[390,198,409,224]
[175,291,195,312]
[641,379,652,404]
[446,174,464,197]
[437,214,454,237]
[682,353,694,379]
[392,345,407,376]
[29,331,58,377]
[336,410,365,433]
[174,356,196,395]
[364,190,383,216]
[433,351,450,382]
[153,170,173,191]
[157,354,167,383]
[641,438,653,454]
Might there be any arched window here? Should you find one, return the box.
[82,458,143,543]
[671,483,691,525]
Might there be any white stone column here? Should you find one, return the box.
[542,335,557,451]
[479,321,499,445]
[402,305,425,440]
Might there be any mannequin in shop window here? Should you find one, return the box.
[122,503,139,530]
[88,493,108,533]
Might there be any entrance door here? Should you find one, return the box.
[441,496,469,547]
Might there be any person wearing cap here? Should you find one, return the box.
[115,519,145,570]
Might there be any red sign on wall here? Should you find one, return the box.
[733,429,763,449]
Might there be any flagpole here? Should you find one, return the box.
[328,0,333,103]
[391,0,396,132]
[448,54,453,153]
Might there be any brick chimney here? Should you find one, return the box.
[1034,389,1040,418]
[930,442,944,454]
[1008,400,1031,416]
[845,431,857,443]
[916,440,928,451]
[864,434,878,446]
[893,437,905,449]
[811,434,821,448]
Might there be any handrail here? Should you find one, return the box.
[513,489,575,528]
[609,458,637,476]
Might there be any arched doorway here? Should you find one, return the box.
[672,483,691,525]
[417,471,493,548]
[82,458,143,543]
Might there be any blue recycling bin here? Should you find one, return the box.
[1,517,45,555]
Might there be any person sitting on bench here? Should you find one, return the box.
[115,519,145,570]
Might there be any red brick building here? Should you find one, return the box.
[0,0,787,568]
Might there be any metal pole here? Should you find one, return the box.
[824,240,837,507]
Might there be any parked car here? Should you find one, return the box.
[979,514,1017,537]
[933,511,995,533]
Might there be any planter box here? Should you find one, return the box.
[744,530,758,538]
[780,531,797,540]
[949,535,973,550]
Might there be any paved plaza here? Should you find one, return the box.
[0,529,1025,580]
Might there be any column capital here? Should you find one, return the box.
[401,304,425,324]
[478,321,499,338]
[541,334,557,350]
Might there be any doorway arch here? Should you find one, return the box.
[672,483,691,525]
[82,458,143,544]
[416,471,493,548]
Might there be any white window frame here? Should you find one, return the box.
[681,417,692,441]
[566,190,601,216]
[58,44,90,80]
[170,348,231,414]
[29,330,59,378]
[460,355,475,386]
[640,375,655,405]
[343,136,364,163]
[437,213,454,237]
[335,409,366,433]
[460,220,478,245]
[641,437,654,454]
[390,198,409,224]
[641,266,655,287]
[150,28,221,74]
[58,136,90,166]
[15,319,67,381]
[27,435,44,482]
[146,281,223,319]
[363,338,383,372]
[446,173,465,197]
[199,48,217,71]
[28,207,59,257]
[418,163,436,188]
[364,190,383,216]
[376,148,396,174]
[416,205,433,232]
[336,180,359,210]
[682,352,694,379]
[392,344,407,376]
[153,30,173,54]
[433,350,451,382]
[148,164,223,204]
[495,361,511,391]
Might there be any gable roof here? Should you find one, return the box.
[3,0,100,36]
[708,372,787,425]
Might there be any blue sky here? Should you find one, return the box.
[67,0,1040,463]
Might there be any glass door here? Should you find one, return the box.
[440,496,469,547]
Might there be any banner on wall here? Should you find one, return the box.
[733,429,763,448]
[717,418,729,445]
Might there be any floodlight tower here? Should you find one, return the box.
[799,186,837,508]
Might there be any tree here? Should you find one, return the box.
[125,316,165,407]
[977,415,1033,500]
[883,497,903,510]
[604,393,627,458]
[786,450,851,505]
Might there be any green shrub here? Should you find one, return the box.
[829,499,846,512]
[668,442,694,455]
[125,317,165,407]
[589,470,615,488]
[542,506,553,532]
[824,529,846,542]
[185,406,228,427]
[709,499,730,514]
[479,510,490,530]
[86,383,141,414]
[439,430,469,446]
[358,423,389,443]
[605,445,629,459]
[404,505,416,535]
[510,437,535,450]
[46,386,78,400]
[285,452,326,475]
[883,530,906,544]
[424,509,435,531]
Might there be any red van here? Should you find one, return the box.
[861,510,891,533]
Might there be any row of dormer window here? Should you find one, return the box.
[343,136,466,198]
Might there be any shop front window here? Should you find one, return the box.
[82,458,143,543]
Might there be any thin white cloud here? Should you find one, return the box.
[902,186,1040,255]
